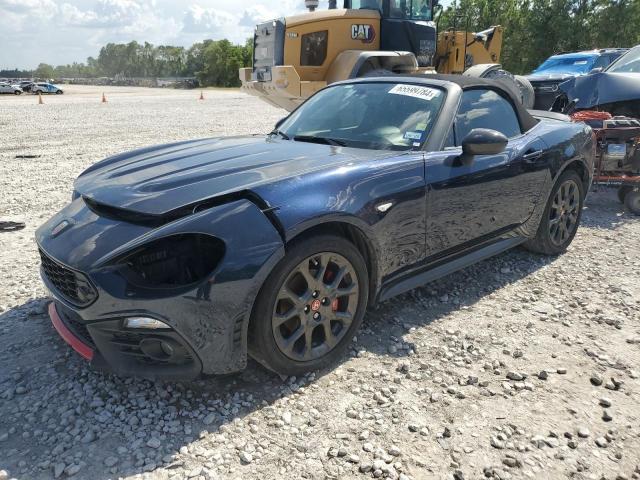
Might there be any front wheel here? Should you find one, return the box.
[625,188,640,215]
[55,90,63,95]
[524,170,585,255]
[618,185,633,204]
[14,90,21,95]
[249,235,369,376]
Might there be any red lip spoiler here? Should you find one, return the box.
[48,303,94,361]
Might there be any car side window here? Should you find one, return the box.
[454,89,522,146]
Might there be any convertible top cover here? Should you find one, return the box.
[368,73,540,133]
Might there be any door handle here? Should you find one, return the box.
[523,150,544,163]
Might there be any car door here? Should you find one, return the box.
[424,88,547,258]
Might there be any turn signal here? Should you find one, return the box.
[124,317,170,330]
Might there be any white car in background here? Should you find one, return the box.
[31,82,64,94]
[0,83,23,95]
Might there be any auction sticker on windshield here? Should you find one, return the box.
[388,84,441,101]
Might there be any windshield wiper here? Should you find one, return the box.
[269,129,290,140]
[293,135,347,146]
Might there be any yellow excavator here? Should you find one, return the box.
[240,0,534,112]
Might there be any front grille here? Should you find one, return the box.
[252,19,285,82]
[532,81,561,93]
[39,249,97,308]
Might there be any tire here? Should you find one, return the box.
[14,90,21,95]
[514,75,535,109]
[524,170,585,255]
[56,90,63,95]
[618,185,633,204]
[465,65,526,105]
[625,188,640,215]
[249,234,369,376]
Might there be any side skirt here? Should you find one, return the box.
[377,236,527,302]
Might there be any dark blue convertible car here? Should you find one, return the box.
[36,75,594,379]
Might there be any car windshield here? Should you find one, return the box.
[278,82,445,151]
[607,45,640,73]
[533,56,596,75]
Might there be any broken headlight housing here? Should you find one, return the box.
[115,234,225,289]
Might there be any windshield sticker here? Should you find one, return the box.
[404,131,424,141]
[389,84,441,101]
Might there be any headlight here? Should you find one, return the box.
[116,234,225,288]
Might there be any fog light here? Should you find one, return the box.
[124,317,170,330]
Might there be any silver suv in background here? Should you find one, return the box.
[0,83,23,95]
[31,82,64,94]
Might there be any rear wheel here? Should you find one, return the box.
[618,185,633,204]
[249,235,368,375]
[624,188,640,215]
[524,170,585,255]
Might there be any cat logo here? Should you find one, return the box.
[351,24,376,44]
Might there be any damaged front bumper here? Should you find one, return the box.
[36,198,284,380]
[239,66,326,112]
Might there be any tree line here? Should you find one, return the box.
[1,39,253,88]
[439,0,640,74]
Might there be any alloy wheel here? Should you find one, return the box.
[272,252,359,362]
[549,179,580,246]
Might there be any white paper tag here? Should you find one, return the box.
[404,131,423,140]
[388,84,441,101]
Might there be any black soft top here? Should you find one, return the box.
[357,73,539,132]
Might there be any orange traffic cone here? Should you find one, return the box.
[38,92,43,104]
[102,92,107,103]
[199,91,204,101]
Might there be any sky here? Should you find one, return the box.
[0,0,322,69]
[0,0,452,70]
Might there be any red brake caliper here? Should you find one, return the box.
[331,298,339,312]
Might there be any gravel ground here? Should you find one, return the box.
[0,85,639,480]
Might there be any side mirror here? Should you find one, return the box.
[459,128,508,165]
[589,67,603,74]
[274,117,287,129]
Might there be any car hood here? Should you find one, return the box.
[74,135,392,216]
[527,72,576,82]
[558,71,640,109]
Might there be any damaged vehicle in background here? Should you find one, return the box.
[36,75,594,380]
[526,49,627,110]
[552,45,640,214]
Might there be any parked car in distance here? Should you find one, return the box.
[0,82,23,94]
[31,82,63,94]
[527,49,627,110]
[19,81,34,92]
[36,75,594,380]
